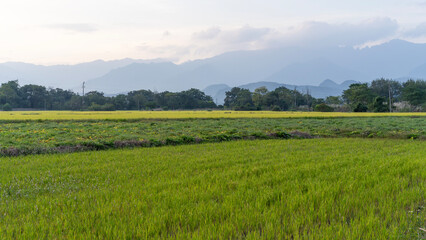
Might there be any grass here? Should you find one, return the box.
[0,139,424,239]
[0,117,424,156]
[0,110,425,120]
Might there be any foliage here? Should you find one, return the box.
[224,87,255,110]
[0,116,424,156]
[353,103,368,112]
[0,139,424,238]
[372,96,389,112]
[343,83,375,111]
[314,103,334,112]
[402,79,426,106]
[2,103,12,111]
[0,81,217,111]
[325,96,343,105]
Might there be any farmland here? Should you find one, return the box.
[0,110,425,120]
[0,139,424,239]
[0,111,424,239]
[0,116,424,156]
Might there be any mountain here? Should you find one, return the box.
[265,58,368,85]
[84,62,181,93]
[204,79,355,105]
[203,84,231,104]
[2,39,426,95]
[0,58,165,90]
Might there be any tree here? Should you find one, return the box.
[372,96,388,112]
[343,83,374,111]
[325,96,343,105]
[252,87,268,109]
[47,88,75,110]
[112,94,129,110]
[84,91,107,106]
[0,80,21,107]
[402,79,426,106]
[224,87,254,110]
[179,88,216,109]
[20,84,48,109]
[370,78,402,111]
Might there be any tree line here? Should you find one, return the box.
[342,78,426,112]
[0,80,216,111]
[0,78,424,111]
[224,78,426,112]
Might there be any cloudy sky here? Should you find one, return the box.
[1,0,426,65]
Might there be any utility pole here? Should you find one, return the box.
[306,87,311,111]
[294,87,297,109]
[388,84,392,112]
[82,82,85,109]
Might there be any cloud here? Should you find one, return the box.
[136,18,400,63]
[404,22,426,37]
[192,27,221,40]
[265,17,399,48]
[193,26,271,44]
[46,24,98,33]
[220,26,271,44]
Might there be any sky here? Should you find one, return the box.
[1,0,426,65]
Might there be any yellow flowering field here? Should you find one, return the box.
[0,110,425,120]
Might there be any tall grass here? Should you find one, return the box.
[0,117,424,156]
[0,139,424,239]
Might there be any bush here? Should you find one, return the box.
[354,103,368,112]
[88,103,115,111]
[271,105,281,111]
[2,103,12,111]
[314,103,334,112]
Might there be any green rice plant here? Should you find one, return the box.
[0,117,424,156]
[0,139,424,239]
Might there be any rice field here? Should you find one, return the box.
[0,117,424,156]
[0,110,425,120]
[0,111,424,239]
[0,139,424,239]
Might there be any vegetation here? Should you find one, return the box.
[0,78,425,112]
[0,110,425,120]
[0,139,424,239]
[0,81,216,111]
[0,116,423,156]
[343,78,426,112]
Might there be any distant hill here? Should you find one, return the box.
[204,79,357,105]
[1,39,426,94]
[0,58,165,90]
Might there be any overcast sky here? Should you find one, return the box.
[2,0,426,65]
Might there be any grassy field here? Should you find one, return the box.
[0,139,424,239]
[0,117,424,156]
[0,110,425,120]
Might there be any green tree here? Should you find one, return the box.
[20,84,48,109]
[402,79,426,106]
[252,87,268,109]
[0,80,21,107]
[372,96,388,112]
[343,83,375,111]
[224,87,254,110]
[325,96,343,105]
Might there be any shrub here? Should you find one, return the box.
[2,103,12,111]
[354,103,368,112]
[271,105,281,111]
[314,103,334,112]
